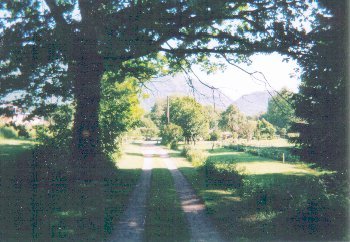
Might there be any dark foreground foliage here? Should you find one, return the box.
[179,146,349,241]
[0,143,141,241]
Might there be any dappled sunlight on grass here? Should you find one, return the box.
[236,161,319,175]
[0,138,35,145]
[117,142,144,169]
[0,139,144,241]
[145,158,190,242]
[207,149,325,176]
[241,211,280,223]
[0,138,35,161]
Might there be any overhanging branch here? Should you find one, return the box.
[44,0,69,28]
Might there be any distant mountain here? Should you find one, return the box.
[141,75,233,111]
[141,75,271,116]
[233,91,271,116]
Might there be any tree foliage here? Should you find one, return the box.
[219,104,246,138]
[241,120,257,141]
[255,118,275,140]
[0,0,317,162]
[165,96,209,144]
[149,99,167,128]
[263,88,295,131]
[160,123,183,148]
[139,116,159,141]
[203,105,221,130]
[292,0,348,173]
[99,74,143,157]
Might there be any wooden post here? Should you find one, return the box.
[282,153,285,163]
[167,96,170,124]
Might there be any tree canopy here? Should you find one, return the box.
[292,0,348,174]
[219,104,246,138]
[0,0,318,164]
[255,118,275,140]
[263,88,295,131]
[164,96,209,144]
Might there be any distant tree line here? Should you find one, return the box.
[141,92,294,148]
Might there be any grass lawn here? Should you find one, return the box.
[207,147,324,176]
[0,139,143,241]
[145,157,190,242]
[0,138,35,162]
[177,138,293,151]
[237,138,294,147]
[167,146,348,241]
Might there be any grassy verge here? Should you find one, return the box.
[145,158,190,242]
[167,146,349,241]
[0,137,35,162]
[0,139,143,241]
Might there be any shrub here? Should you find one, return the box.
[160,123,183,148]
[182,146,244,187]
[238,174,348,218]
[11,124,31,138]
[209,130,221,141]
[204,161,245,187]
[0,126,18,139]
[181,145,191,157]
[170,141,179,150]
[188,149,208,167]
[182,146,208,167]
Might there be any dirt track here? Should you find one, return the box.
[109,142,225,242]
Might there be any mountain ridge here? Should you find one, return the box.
[141,75,271,116]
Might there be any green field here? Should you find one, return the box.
[178,138,293,150]
[207,148,323,176]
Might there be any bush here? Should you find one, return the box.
[170,141,179,150]
[160,123,183,148]
[182,146,208,167]
[11,124,31,138]
[209,130,221,141]
[0,126,18,139]
[182,146,244,187]
[204,161,245,187]
[238,174,348,229]
[239,176,298,210]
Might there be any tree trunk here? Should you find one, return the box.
[71,34,104,173]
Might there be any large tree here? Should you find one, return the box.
[219,104,246,138]
[263,88,295,131]
[0,1,314,165]
[164,96,209,144]
[292,0,348,173]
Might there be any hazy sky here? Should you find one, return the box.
[193,53,301,100]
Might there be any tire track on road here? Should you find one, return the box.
[109,144,153,242]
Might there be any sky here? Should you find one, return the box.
[1,4,303,103]
[192,53,301,101]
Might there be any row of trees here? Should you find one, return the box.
[142,94,288,147]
